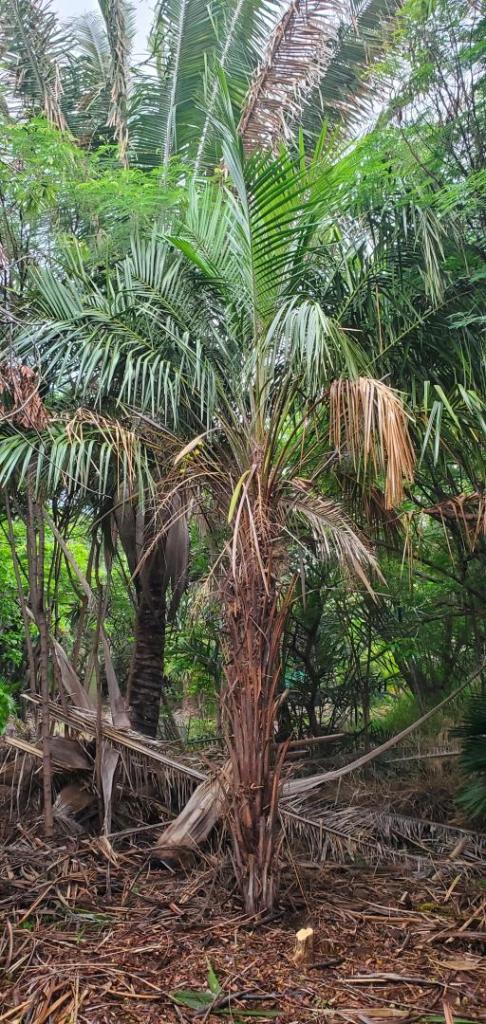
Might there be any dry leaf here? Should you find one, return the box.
[439,957,482,972]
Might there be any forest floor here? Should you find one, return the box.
[1,827,485,1024]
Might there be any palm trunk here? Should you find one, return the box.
[222,513,289,915]
[116,503,169,739]
[128,577,166,737]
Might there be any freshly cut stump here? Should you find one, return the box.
[293,926,314,966]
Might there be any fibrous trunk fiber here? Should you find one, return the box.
[222,517,288,915]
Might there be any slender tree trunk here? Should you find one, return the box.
[25,479,53,837]
[222,511,289,915]
[128,576,166,737]
[307,694,320,737]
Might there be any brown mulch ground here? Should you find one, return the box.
[1,826,485,1024]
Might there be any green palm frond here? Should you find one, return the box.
[150,0,216,166]
[192,0,281,175]
[0,0,69,126]
[9,237,218,428]
[0,410,155,501]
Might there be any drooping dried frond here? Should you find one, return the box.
[342,477,403,538]
[286,0,403,144]
[27,694,204,787]
[287,482,380,594]
[239,0,338,152]
[424,492,486,551]
[281,804,486,870]
[0,363,50,430]
[329,377,415,508]
[64,407,139,490]
[99,0,132,164]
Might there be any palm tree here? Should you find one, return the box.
[0,0,484,908]
[0,238,206,734]
[0,0,411,742]
[0,0,404,164]
[3,104,418,906]
[158,120,415,911]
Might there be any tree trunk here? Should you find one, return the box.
[25,478,53,837]
[128,575,166,737]
[307,697,320,737]
[115,501,169,739]
[222,508,289,916]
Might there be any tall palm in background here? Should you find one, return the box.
[0,0,403,163]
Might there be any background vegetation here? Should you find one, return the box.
[0,0,484,907]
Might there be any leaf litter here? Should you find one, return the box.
[1,820,485,1024]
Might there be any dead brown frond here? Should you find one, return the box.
[344,480,403,538]
[329,377,415,508]
[53,782,95,831]
[155,764,231,863]
[280,803,486,870]
[287,483,381,594]
[239,0,338,152]
[424,492,486,551]
[52,638,96,711]
[0,363,50,430]
[4,734,91,771]
[65,408,138,487]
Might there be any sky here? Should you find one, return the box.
[52,0,154,60]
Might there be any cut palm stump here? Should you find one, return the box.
[293,927,314,966]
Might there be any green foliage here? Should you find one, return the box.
[170,963,279,1017]
[453,694,486,822]
[0,522,27,700]
[0,680,14,732]
[0,117,186,275]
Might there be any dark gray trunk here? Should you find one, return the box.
[115,501,168,738]
[129,576,166,737]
